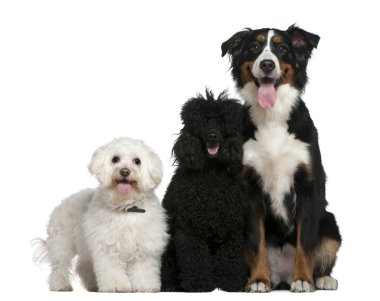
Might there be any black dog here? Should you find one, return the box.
[160,91,251,292]
[222,25,342,292]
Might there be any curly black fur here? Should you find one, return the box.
[160,90,252,292]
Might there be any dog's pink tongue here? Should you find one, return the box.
[117,183,131,195]
[258,83,276,109]
[207,146,219,155]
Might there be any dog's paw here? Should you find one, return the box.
[134,287,160,293]
[290,280,315,292]
[49,283,73,292]
[98,283,133,293]
[315,276,338,290]
[246,281,271,293]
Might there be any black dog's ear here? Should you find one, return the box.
[287,25,320,59]
[220,98,243,136]
[180,96,208,129]
[217,98,244,174]
[173,130,206,170]
[221,29,250,57]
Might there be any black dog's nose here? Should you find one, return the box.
[208,133,217,140]
[120,168,130,177]
[259,59,275,74]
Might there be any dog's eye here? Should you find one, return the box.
[250,43,260,51]
[278,45,288,54]
[112,156,120,164]
[133,158,141,165]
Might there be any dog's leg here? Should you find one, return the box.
[314,211,341,290]
[214,238,247,292]
[174,231,214,292]
[160,238,181,291]
[291,223,315,292]
[46,236,74,291]
[93,252,132,293]
[130,255,161,292]
[76,257,97,292]
[246,216,271,292]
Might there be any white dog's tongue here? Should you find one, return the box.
[258,83,276,109]
[117,183,131,195]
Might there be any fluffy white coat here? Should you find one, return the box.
[34,137,169,292]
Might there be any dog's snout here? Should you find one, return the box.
[259,59,275,74]
[120,168,130,178]
[208,132,217,140]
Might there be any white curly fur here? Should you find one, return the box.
[33,137,169,292]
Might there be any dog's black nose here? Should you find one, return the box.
[208,133,217,140]
[120,168,130,177]
[259,59,275,74]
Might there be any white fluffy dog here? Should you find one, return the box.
[33,137,169,292]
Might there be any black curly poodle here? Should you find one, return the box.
[160,90,255,292]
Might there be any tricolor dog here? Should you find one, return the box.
[222,25,342,292]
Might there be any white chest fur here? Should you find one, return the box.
[241,84,310,224]
[244,125,309,223]
[83,194,168,267]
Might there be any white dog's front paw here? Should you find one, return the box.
[246,281,271,293]
[133,281,160,293]
[315,276,338,290]
[98,281,132,293]
[134,287,160,293]
[290,280,315,292]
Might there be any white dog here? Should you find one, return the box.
[33,137,169,292]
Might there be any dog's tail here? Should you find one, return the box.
[31,238,48,266]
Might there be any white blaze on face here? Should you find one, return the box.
[250,30,282,109]
[252,30,281,80]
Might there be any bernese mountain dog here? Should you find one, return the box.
[221,25,342,292]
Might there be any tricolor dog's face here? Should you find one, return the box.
[222,25,319,109]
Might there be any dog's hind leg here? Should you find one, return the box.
[160,239,181,291]
[46,235,75,291]
[76,257,97,292]
[314,211,341,290]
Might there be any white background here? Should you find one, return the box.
[0,0,379,300]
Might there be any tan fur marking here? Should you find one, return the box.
[314,238,341,275]
[247,217,271,288]
[242,165,250,178]
[273,36,282,44]
[303,161,313,181]
[279,61,295,86]
[292,223,315,289]
[240,61,255,85]
[257,34,265,42]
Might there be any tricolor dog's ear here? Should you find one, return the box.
[221,29,250,58]
[287,25,320,59]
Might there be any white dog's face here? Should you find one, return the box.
[88,137,163,202]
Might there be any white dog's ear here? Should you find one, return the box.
[141,145,163,191]
[88,145,107,183]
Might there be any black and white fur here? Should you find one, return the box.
[222,25,342,292]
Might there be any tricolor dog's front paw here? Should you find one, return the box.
[315,275,338,290]
[246,281,271,293]
[290,279,315,292]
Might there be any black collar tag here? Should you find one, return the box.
[126,206,146,213]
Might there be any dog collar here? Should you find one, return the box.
[124,205,145,213]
